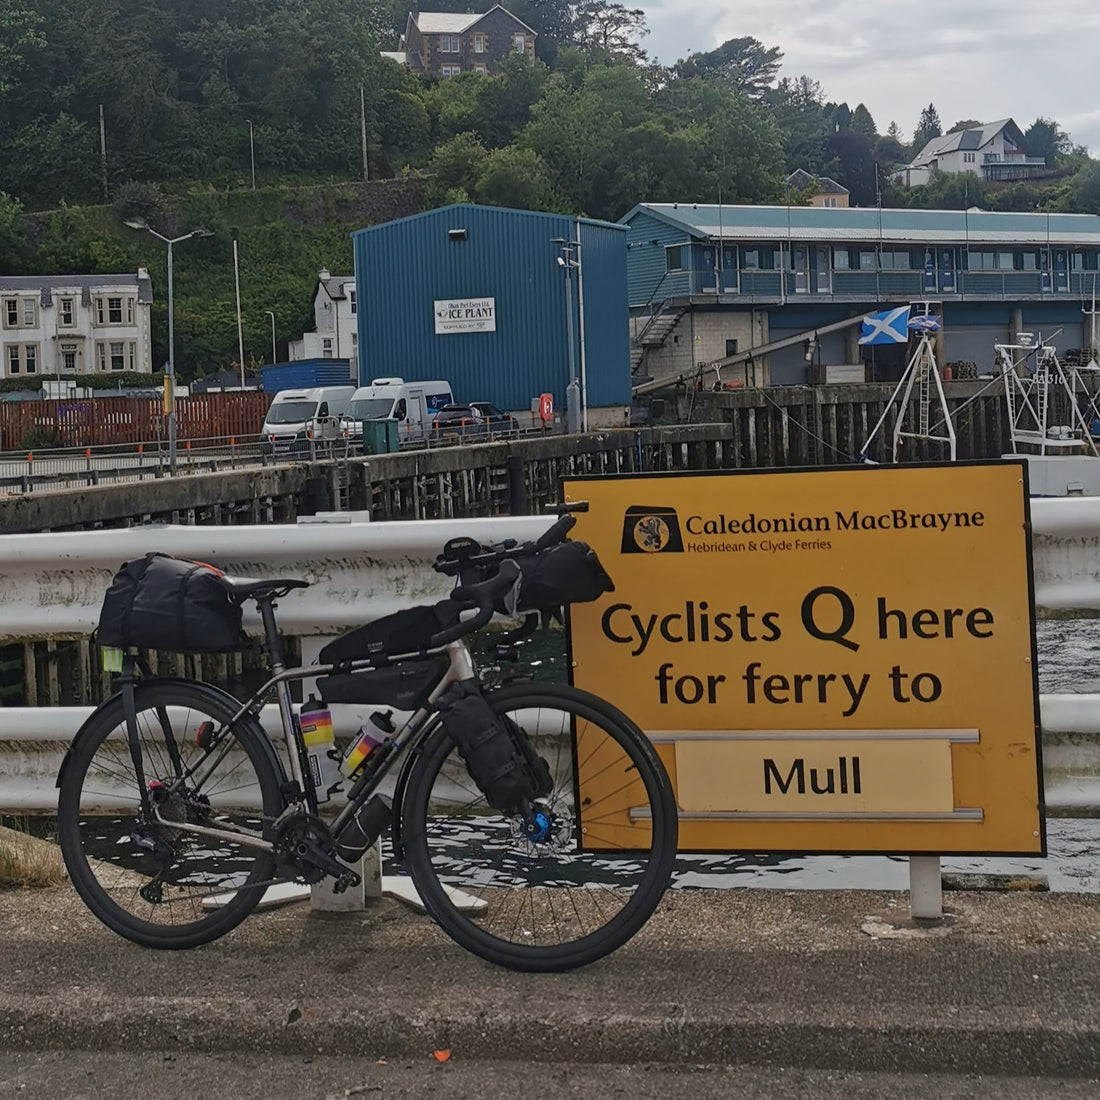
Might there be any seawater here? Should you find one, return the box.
[482,618,1100,894]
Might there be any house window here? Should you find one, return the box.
[833,248,850,270]
[109,341,125,370]
[474,33,485,52]
[963,152,975,164]
[126,297,134,323]
[858,251,876,270]
[25,345,37,374]
[474,64,487,74]
[95,299,104,324]
[60,298,74,326]
[441,64,461,77]
[742,249,760,270]
[1021,251,1038,270]
[665,245,684,272]
[998,251,1014,269]
[823,197,837,208]
[4,300,17,327]
[107,297,123,323]
[61,344,77,371]
[439,34,459,52]
[23,298,36,326]
[322,338,333,357]
[7,346,19,374]
[513,34,526,51]
[349,290,356,314]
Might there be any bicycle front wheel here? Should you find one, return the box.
[401,681,677,972]
[57,679,285,949]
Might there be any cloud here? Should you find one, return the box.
[644,0,1100,152]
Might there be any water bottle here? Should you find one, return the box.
[340,709,395,779]
[334,794,393,862]
[300,695,342,803]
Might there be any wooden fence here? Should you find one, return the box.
[0,392,271,450]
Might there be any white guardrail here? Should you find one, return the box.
[1,500,1100,814]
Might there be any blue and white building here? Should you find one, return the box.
[621,203,1100,387]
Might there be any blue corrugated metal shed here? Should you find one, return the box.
[352,204,630,411]
[261,359,354,393]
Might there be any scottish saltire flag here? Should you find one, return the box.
[858,305,910,345]
[908,314,942,332]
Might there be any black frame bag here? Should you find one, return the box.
[97,552,245,654]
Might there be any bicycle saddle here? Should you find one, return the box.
[223,576,310,601]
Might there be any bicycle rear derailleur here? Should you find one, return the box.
[272,811,361,892]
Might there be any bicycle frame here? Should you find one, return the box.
[147,631,479,859]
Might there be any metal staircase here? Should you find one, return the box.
[631,299,685,375]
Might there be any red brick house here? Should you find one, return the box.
[383,5,537,77]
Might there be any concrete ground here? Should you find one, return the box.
[1,883,1098,1090]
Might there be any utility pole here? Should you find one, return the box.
[360,85,369,181]
[99,105,108,201]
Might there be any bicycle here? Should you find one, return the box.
[56,507,678,973]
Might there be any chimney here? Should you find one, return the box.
[319,266,331,281]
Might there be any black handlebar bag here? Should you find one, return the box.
[496,540,614,616]
[97,553,245,653]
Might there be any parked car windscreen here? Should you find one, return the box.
[265,400,319,424]
[344,397,395,420]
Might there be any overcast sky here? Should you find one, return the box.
[643,0,1100,155]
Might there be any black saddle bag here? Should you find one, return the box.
[97,552,244,653]
[435,680,553,815]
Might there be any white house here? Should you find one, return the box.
[0,270,153,380]
[288,267,358,378]
[891,118,1046,187]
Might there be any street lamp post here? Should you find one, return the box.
[552,237,582,433]
[265,310,277,366]
[124,219,213,472]
[246,119,256,190]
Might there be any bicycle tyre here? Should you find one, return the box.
[57,679,285,949]
[401,681,677,972]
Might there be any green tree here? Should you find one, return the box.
[672,36,782,101]
[1024,117,1071,167]
[947,119,984,134]
[912,103,942,150]
[849,103,877,137]
[1068,160,1100,214]
[572,1,649,64]
[474,145,562,209]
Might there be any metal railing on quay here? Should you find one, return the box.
[1,502,1100,817]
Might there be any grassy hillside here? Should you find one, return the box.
[10,178,427,381]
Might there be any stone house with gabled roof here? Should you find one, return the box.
[382,5,536,77]
[785,169,850,208]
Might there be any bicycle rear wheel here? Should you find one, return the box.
[57,679,285,949]
[401,681,677,972]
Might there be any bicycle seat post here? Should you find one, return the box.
[255,595,285,673]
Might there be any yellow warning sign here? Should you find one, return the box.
[564,462,1043,855]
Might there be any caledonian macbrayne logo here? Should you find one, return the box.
[620,505,684,554]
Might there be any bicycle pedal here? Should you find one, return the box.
[333,870,363,894]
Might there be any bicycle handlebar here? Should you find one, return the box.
[427,560,521,647]
[434,501,587,579]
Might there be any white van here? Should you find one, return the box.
[261,386,356,454]
[341,377,454,443]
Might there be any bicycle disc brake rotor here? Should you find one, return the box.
[511,802,572,851]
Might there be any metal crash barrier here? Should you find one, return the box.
[0,499,1099,818]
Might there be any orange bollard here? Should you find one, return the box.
[26,452,33,463]
[138,443,143,454]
